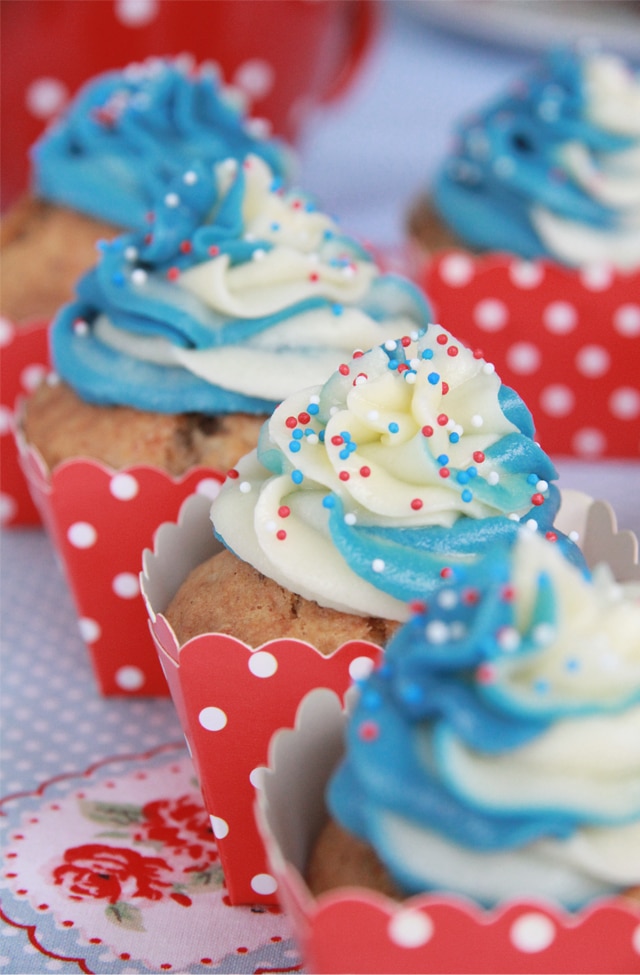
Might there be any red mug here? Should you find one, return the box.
[0,0,376,209]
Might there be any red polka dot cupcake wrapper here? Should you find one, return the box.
[16,429,225,696]
[141,492,384,906]
[0,318,49,527]
[420,252,640,460]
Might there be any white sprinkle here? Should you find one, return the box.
[450,621,467,640]
[124,246,138,261]
[569,530,580,542]
[253,248,267,261]
[384,339,397,351]
[367,410,379,421]
[245,232,257,243]
[372,558,385,573]
[425,620,449,644]
[487,471,499,485]
[164,192,180,208]
[482,362,496,374]
[536,480,549,492]
[342,264,355,278]
[498,626,520,652]
[239,481,252,494]
[306,434,319,445]
[265,520,277,533]
[344,512,357,526]
[471,414,484,427]
[437,589,457,609]
[525,519,538,531]
[410,330,420,340]
[73,320,89,336]
[409,358,421,370]
[508,513,521,521]
[533,623,556,646]
[46,371,60,386]
[309,395,320,405]
[329,406,340,416]
[183,170,198,185]
[405,372,417,384]
[131,268,147,285]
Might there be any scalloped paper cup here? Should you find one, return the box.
[0,319,49,527]
[418,251,640,460]
[16,419,225,696]
[140,491,385,905]
[256,495,640,973]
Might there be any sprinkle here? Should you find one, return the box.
[410,498,423,510]
[276,530,287,541]
[239,481,252,494]
[440,567,453,579]
[339,471,350,481]
[111,271,125,286]
[292,429,303,440]
[527,474,538,485]
[437,454,449,465]
[439,468,450,478]
[421,348,434,360]
[354,373,368,385]
[360,466,371,477]
[482,362,496,375]
[131,268,147,285]
[227,468,239,479]
[437,589,457,609]
[447,346,459,357]
[401,336,412,347]
[124,246,138,261]
[525,519,538,531]
[487,471,500,485]
[533,623,556,645]
[408,599,427,615]
[569,530,580,542]
[208,245,220,257]
[545,531,558,542]
[298,412,311,425]
[289,441,301,453]
[166,267,180,281]
[421,425,434,438]
[358,720,379,742]
[164,192,180,207]
[449,431,460,444]
[473,451,485,463]
[441,381,449,395]
[338,364,350,376]
[180,240,192,254]
[531,493,545,506]
[476,664,496,684]
[437,413,449,426]
[291,470,303,484]
[428,372,440,385]
[497,626,520,652]
[344,512,357,526]
[462,588,480,604]
[384,339,397,351]
[461,489,473,502]
[306,434,319,445]
[253,248,267,261]
[309,271,319,282]
[278,506,291,518]
[372,558,385,573]
[388,422,399,434]
[471,414,484,428]
[322,495,336,509]
[425,620,449,644]
[436,333,448,345]
[536,480,549,492]
[331,435,344,446]
[183,170,198,185]
[285,416,298,429]
[73,319,89,336]
[307,402,320,415]
[405,371,417,384]
[534,679,550,695]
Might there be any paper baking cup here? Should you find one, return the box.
[0,319,49,527]
[256,494,640,973]
[140,491,385,905]
[17,425,225,696]
[419,251,640,460]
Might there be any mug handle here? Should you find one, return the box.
[321,0,379,104]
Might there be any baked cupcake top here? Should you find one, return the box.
[211,326,584,621]
[328,531,640,908]
[433,47,640,270]
[31,56,291,231]
[50,155,432,415]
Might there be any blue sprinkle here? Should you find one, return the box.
[348,441,357,453]
[534,679,550,694]
[318,431,326,442]
[400,683,423,705]
[292,429,303,440]
[527,473,538,485]
[339,449,350,460]
[362,688,382,709]
[332,304,344,316]
[323,229,334,240]
[428,372,440,385]
[289,441,301,453]
[112,271,126,286]
[449,431,460,443]
[270,222,281,232]
[461,489,473,502]
[387,359,399,371]
[421,348,434,360]
[437,454,449,465]
[565,658,580,672]
[457,471,470,484]
[467,466,478,478]
[388,422,399,434]
[322,495,336,509]
[307,403,319,415]
[341,431,352,441]
[291,470,303,484]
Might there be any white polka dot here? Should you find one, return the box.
[248,650,278,678]
[473,298,508,332]
[575,344,610,378]
[572,427,607,457]
[196,477,222,500]
[580,264,613,291]
[26,77,68,118]
[234,59,275,99]
[78,618,101,644]
[509,261,543,289]
[250,873,278,896]
[388,909,434,948]
[109,473,139,500]
[210,815,229,839]
[542,301,577,334]
[0,317,15,347]
[115,666,146,691]
[0,405,14,436]
[614,304,640,338]
[67,522,97,548]
[349,656,375,681]
[0,494,17,525]
[199,706,228,732]
[506,341,541,375]
[539,384,575,417]
[249,766,266,789]
[439,253,474,287]
[20,364,47,392]
[609,386,640,420]
[112,573,140,599]
[510,912,556,953]
[115,0,159,26]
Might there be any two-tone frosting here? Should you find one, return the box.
[32,56,291,230]
[433,47,640,270]
[211,327,585,621]
[51,155,432,415]
[328,531,640,908]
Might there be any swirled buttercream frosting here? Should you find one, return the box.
[211,326,584,621]
[51,155,432,414]
[328,531,640,908]
[433,47,640,270]
[32,56,291,230]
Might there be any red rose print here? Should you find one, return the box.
[52,844,173,904]
[136,795,218,864]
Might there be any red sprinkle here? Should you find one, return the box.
[545,531,558,542]
[338,364,350,376]
[358,720,379,742]
[227,468,239,479]
[447,346,459,357]
[476,664,496,685]
[531,493,545,506]
[437,333,448,345]
[473,349,484,359]
[298,411,311,425]
[360,466,371,477]
[421,425,434,437]
[309,272,319,282]
[179,240,192,254]
[339,471,350,481]
[397,363,410,373]
[276,530,287,540]
[401,335,412,347]
[285,416,297,429]
[473,451,485,463]
[463,588,480,604]
[501,585,516,601]
[442,381,449,395]
[410,498,423,510]
[440,567,453,579]
[208,245,220,256]
[331,435,344,445]
[278,506,291,518]
[409,599,427,615]
[166,267,180,281]
[439,467,450,478]
[353,350,365,358]
[437,413,449,426]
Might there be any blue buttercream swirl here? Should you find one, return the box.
[210,327,586,622]
[433,47,640,269]
[32,56,291,230]
[328,532,640,907]
[51,155,432,415]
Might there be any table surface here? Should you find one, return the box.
[1,4,639,973]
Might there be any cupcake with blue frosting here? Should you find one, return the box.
[1,55,291,326]
[308,529,640,909]
[408,46,640,272]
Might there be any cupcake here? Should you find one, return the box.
[1,55,290,327]
[254,515,640,972]
[407,46,640,270]
[1,55,290,528]
[18,152,431,697]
